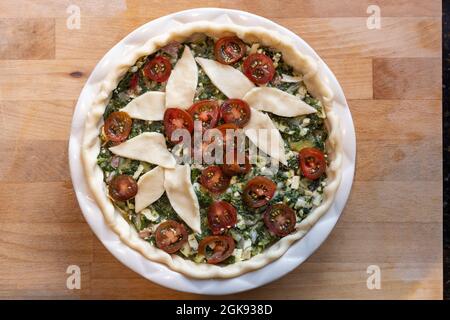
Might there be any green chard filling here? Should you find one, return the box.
[97,36,328,264]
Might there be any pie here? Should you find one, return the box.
[81,22,343,279]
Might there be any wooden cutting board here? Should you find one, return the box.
[0,0,442,299]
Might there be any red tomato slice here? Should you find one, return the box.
[143,56,172,82]
[207,201,237,235]
[199,166,231,194]
[155,220,188,254]
[188,100,220,130]
[243,176,277,208]
[243,53,275,85]
[104,111,132,143]
[163,108,194,144]
[263,204,296,237]
[108,175,138,201]
[220,99,251,127]
[222,152,251,176]
[214,36,246,65]
[299,147,326,180]
[198,235,235,264]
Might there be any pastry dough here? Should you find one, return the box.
[109,132,176,168]
[244,108,288,165]
[135,166,165,212]
[120,91,166,121]
[195,57,255,99]
[243,87,317,117]
[81,21,343,279]
[165,46,198,108]
[164,164,201,234]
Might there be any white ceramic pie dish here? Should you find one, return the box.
[68,8,356,295]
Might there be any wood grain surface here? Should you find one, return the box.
[0,0,443,299]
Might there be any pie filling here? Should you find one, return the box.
[96,35,328,265]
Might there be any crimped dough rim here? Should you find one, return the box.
[81,21,343,279]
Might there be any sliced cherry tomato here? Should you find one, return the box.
[188,100,220,130]
[155,220,188,254]
[199,166,231,194]
[198,235,235,264]
[104,111,132,143]
[243,176,277,208]
[299,147,326,180]
[264,204,296,237]
[163,108,194,144]
[207,201,237,235]
[222,152,251,176]
[109,175,138,201]
[214,36,246,65]
[143,56,172,82]
[243,53,275,85]
[220,99,251,127]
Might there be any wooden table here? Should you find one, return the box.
[0,0,442,299]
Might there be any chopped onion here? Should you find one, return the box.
[281,74,303,83]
